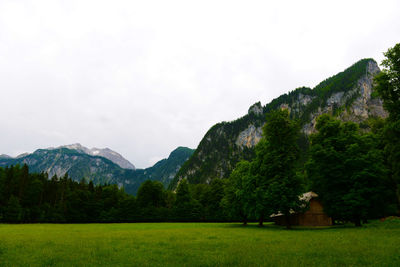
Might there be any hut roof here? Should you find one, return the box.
[300,191,318,202]
[270,191,318,218]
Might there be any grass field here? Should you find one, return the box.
[0,220,399,267]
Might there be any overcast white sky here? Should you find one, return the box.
[0,0,399,168]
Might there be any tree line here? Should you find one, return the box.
[0,164,229,223]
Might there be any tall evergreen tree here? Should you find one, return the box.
[4,196,22,223]
[174,179,201,221]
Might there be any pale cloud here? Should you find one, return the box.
[0,0,399,167]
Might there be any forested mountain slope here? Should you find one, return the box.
[170,59,387,189]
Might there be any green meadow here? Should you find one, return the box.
[0,220,399,267]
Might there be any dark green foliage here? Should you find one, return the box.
[173,179,199,221]
[194,179,226,221]
[222,111,305,228]
[207,179,226,220]
[176,179,191,204]
[251,110,304,227]
[0,165,131,223]
[135,180,168,221]
[0,164,231,223]
[373,43,400,213]
[171,179,227,221]
[4,196,22,223]
[382,120,400,212]
[306,115,395,226]
[222,160,255,224]
[137,181,165,208]
[374,44,400,120]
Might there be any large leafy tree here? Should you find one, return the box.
[374,43,400,213]
[252,109,304,228]
[222,160,255,225]
[136,180,165,208]
[307,115,392,226]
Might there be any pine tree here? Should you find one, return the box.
[5,196,22,223]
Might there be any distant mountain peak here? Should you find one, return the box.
[16,153,30,158]
[50,143,136,170]
[62,143,86,150]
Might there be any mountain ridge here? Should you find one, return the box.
[170,58,388,189]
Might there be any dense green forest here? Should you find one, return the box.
[0,164,230,223]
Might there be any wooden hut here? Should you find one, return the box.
[271,192,332,226]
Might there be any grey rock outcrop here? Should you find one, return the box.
[302,60,387,134]
[236,125,263,148]
[248,102,263,116]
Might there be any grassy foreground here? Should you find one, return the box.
[0,220,399,267]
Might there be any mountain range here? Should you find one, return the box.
[0,145,193,195]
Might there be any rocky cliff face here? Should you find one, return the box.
[235,102,264,148]
[235,124,263,148]
[302,60,387,134]
[171,58,388,189]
